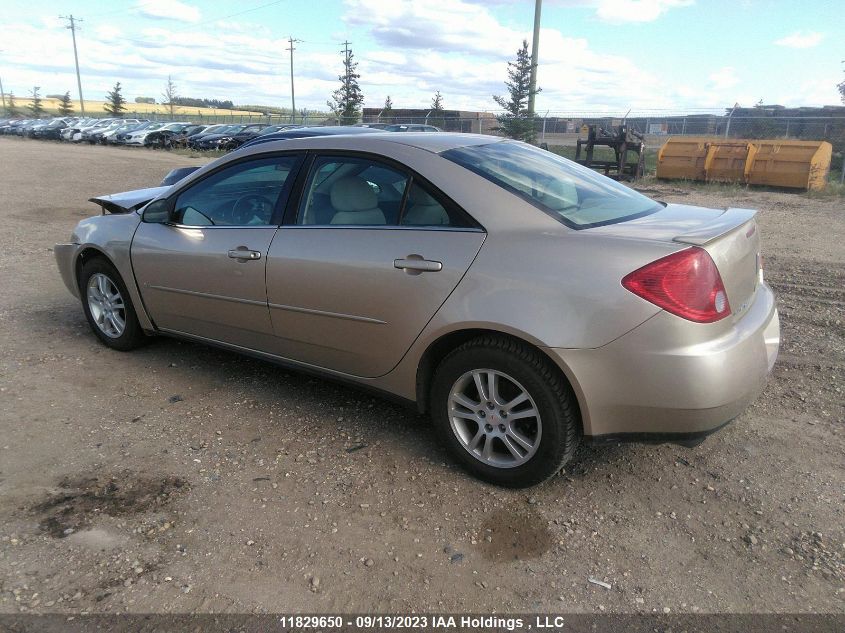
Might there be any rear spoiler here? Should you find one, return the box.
[673,207,758,246]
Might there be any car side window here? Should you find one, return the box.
[297,157,409,226]
[400,180,472,228]
[173,156,299,227]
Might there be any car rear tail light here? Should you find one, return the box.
[622,247,731,323]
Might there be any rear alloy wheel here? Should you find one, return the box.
[80,257,147,351]
[448,369,542,468]
[431,336,580,487]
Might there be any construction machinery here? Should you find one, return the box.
[656,137,832,190]
[574,124,645,181]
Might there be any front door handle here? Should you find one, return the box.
[394,256,442,273]
[228,249,262,261]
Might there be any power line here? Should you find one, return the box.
[59,14,85,116]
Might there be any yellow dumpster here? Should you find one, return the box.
[656,137,710,181]
[745,140,832,190]
[656,137,832,190]
[704,141,753,183]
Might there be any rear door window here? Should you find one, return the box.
[442,141,661,229]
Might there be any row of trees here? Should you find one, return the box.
[2,86,76,117]
[326,41,539,142]
[102,76,180,116]
[7,42,540,142]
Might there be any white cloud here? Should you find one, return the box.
[708,67,739,91]
[343,0,519,57]
[774,31,824,49]
[465,0,693,23]
[592,0,693,23]
[136,0,201,23]
[1,0,834,114]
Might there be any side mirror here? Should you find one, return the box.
[142,199,171,223]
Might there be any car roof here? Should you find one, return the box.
[240,131,502,155]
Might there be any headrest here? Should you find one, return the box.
[330,177,378,212]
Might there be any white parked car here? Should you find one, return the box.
[124,122,192,146]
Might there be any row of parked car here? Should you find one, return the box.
[0,116,443,151]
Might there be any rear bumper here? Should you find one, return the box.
[548,283,779,441]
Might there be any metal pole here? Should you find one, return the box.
[287,37,299,124]
[527,0,542,116]
[541,109,549,143]
[62,15,85,116]
[0,51,5,115]
[725,103,737,139]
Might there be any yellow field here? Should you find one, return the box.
[9,97,263,117]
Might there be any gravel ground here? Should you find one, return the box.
[0,137,842,615]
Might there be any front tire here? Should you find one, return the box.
[79,257,147,351]
[431,336,580,487]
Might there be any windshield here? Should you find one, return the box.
[441,141,661,229]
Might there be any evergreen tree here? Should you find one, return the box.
[430,90,445,129]
[57,91,75,116]
[7,92,19,116]
[381,95,393,123]
[838,65,844,103]
[327,48,364,125]
[492,40,541,143]
[26,86,45,117]
[104,82,126,115]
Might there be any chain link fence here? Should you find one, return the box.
[24,105,845,180]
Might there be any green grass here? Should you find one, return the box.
[807,180,845,198]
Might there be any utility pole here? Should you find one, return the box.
[0,50,6,115]
[286,36,300,123]
[527,0,542,116]
[60,15,85,116]
[341,40,351,81]
[339,40,352,125]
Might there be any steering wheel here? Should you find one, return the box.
[232,194,274,225]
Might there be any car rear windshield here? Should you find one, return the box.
[441,141,661,229]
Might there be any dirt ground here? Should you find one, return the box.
[0,137,842,615]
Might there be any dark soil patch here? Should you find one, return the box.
[31,471,188,538]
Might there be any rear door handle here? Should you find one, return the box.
[228,249,262,261]
[394,257,442,273]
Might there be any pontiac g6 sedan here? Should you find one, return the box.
[55,133,779,487]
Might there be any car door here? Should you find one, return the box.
[265,153,486,378]
[132,154,303,350]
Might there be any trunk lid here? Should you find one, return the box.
[590,203,761,323]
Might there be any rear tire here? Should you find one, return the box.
[430,336,580,487]
[79,257,147,351]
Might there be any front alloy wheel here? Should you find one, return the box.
[86,273,126,338]
[80,257,147,351]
